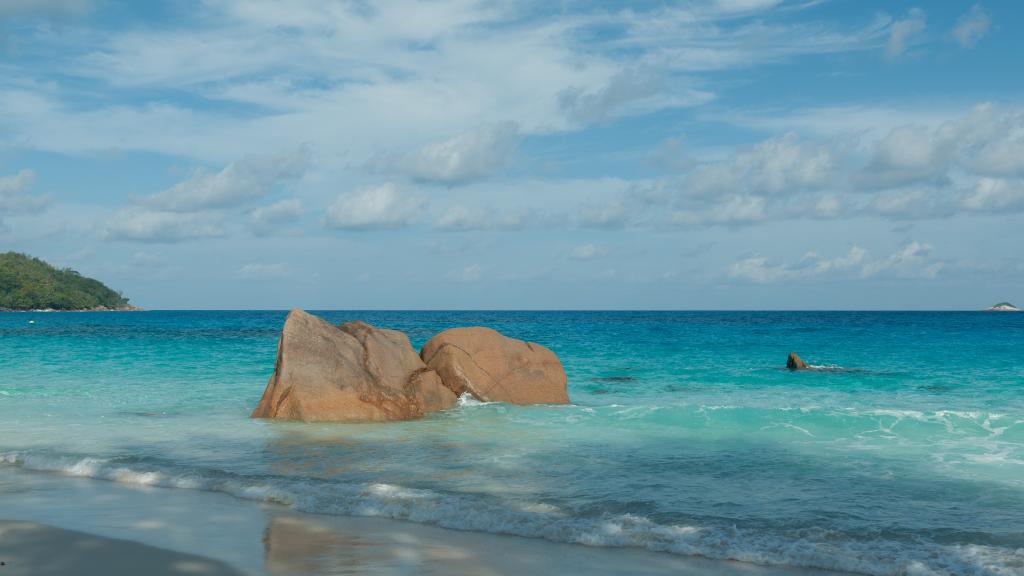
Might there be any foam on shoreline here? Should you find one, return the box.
[2,449,1020,576]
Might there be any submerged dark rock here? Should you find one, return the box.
[592,376,636,383]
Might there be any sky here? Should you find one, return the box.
[1,0,1022,310]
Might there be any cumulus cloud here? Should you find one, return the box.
[568,244,607,260]
[405,123,519,186]
[959,178,1024,212]
[147,150,307,212]
[248,198,303,236]
[814,194,843,219]
[860,124,954,188]
[581,201,635,230]
[861,241,942,279]
[673,195,767,226]
[0,170,48,213]
[683,134,839,198]
[887,8,927,58]
[102,208,223,243]
[628,103,1024,225]
[730,242,940,284]
[325,183,423,230]
[868,187,951,220]
[952,5,991,48]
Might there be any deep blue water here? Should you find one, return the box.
[1,311,1022,575]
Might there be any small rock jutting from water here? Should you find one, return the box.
[787,352,810,371]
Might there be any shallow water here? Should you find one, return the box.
[1,311,1022,575]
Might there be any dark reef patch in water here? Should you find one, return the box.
[591,376,636,383]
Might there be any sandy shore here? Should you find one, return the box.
[0,467,852,576]
[0,520,243,576]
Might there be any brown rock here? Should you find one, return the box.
[787,352,810,371]
[252,309,457,422]
[420,327,569,404]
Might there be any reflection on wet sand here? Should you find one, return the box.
[262,513,851,576]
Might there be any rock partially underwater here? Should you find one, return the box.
[421,327,569,405]
[252,310,569,422]
[251,310,457,422]
[786,352,810,371]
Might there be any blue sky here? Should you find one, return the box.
[1,0,1022,309]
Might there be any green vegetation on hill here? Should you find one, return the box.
[0,252,131,311]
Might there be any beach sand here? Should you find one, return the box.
[0,520,244,576]
[0,467,852,576]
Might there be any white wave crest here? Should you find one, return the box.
[455,393,494,407]
[1,450,1022,576]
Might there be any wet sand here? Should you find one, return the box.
[0,467,853,576]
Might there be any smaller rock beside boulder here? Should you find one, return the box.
[421,327,569,404]
[786,352,810,371]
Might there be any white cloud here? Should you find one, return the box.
[582,201,634,229]
[147,150,307,212]
[567,104,1024,229]
[960,178,1024,212]
[730,242,940,284]
[0,170,48,213]
[237,262,289,280]
[559,69,711,125]
[887,9,927,58]
[672,197,766,226]
[952,5,991,48]
[102,208,223,243]
[814,194,843,219]
[683,134,839,197]
[0,0,895,166]
[406,123,519,186]
[569,244,607,260]
[860,241,942,279]
[325,183,423,230]
[730,255,790,284]
[808,246,867,275]
[861,124,953,188]
[869,188,940,219]
[248,198,303,236]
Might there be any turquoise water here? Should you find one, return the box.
[1,311,1022,575]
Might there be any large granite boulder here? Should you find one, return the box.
[786,352,810,371]
[420,327,569,404]
[252,310,457,422]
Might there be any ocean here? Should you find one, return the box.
[1,310,1022,575]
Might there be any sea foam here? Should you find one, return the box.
[2,449,1021,576]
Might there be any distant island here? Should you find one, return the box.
[0,252,138,311]
[986,302,1021,312]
